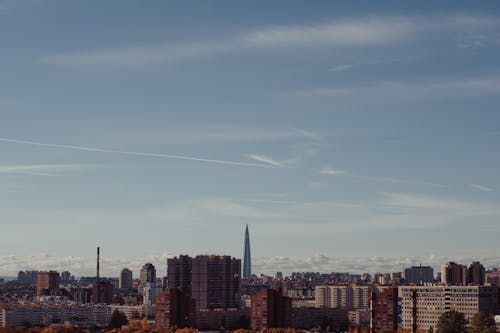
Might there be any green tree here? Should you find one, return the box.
[110,309,129,329]
[436,310,468,333]
[470,312,496,333]
[427,327,434,333]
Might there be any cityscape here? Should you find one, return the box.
[1,226,500,332]
[2,1,500,332]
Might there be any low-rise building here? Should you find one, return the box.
[399,285,499,331]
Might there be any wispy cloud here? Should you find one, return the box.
[319,167,346,175]
[0,137,274,169]
[319,166,445,188]
[120,126,322,145]
[247,154,284,168]
[0,164,86,176]
[287,77,500,101]
[469,183,494,192]
[40,14,500,67]
[328,57,407,72]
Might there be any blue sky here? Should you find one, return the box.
[1,0,500,276]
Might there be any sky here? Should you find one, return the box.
[1,0,500,277]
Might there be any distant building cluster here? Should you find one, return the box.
[1,227,499,332]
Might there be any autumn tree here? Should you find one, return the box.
[470,312,496,333]
[111,309,129,329]
[436,311,467,333]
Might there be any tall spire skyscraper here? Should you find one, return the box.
[243,224,251,279]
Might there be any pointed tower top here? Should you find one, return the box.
[243,225,251,278]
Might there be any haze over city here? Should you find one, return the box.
[1,0,500,277]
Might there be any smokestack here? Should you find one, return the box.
[95,246,100,304]
[97,246,100,280]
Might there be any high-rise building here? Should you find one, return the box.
[92,281,114,304]
[403,265,434,285]
[143,282,163,306]
[18,270,38,286]
[61,271,71,282]
[243,225,252,279]
[370,287,398,333]
[119,268,133,289]
[315,285,371,309]
[37,271,60,296]
[250,288,291,330]
[139,263,156,295]
[468,261,485,286]
[486,269,500,285]
[441,262,468,285]
[168,254,241,310]
[155,288,196,329]
[399,285,499,331]
[192,255,241,310]
[167,255,192,296]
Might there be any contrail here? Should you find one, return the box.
[0,137,275,168]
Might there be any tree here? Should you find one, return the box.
[470,312,496,333]
[110,309,128,329]
[131,309,141,320]
[427,327,434,333]
[436,311,467,333]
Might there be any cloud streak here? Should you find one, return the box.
[247,154,284,168]
[469,183,494,192]
[0,164,85,176]
[320,166,445,188]
[40,14,500,67]
[0,137,274,169]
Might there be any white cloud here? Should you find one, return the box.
[247,154,284,168]
[469,183,494,192]
[2,253,500,277]
[0,164,87,176]
[319,166,444,188]
[120,126,322,145]
[319,167,346,175]
[0,137,273,169]
[286,77,500,101]
[328,57,406,72]
[40,14,500,67]
[253,254,500,275]
[242,16,421,47]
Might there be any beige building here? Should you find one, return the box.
[399,286,499,331]
[315,285,371,309]
[0,304,111,328]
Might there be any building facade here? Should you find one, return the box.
[370,287,398,333]
[399,285,499,331]
[441,262,468,285]
[167,255,193,296]
[468,261,485,286]
[119,268,133,289]
[155,288,195,329]
[0,304,111,328]
[139,263,156,295]
[37,271,60,296]
[404,266,434,285]
[250,288,292,330]
[92,281,114,304]
[315,285,371,309]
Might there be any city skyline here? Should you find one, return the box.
[1,1,500,276]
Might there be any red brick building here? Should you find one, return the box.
[370,287,398,333]
[92,281,114,304]
[36,271,59,296]
[155,288,196,329]
[250,288,292,330]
